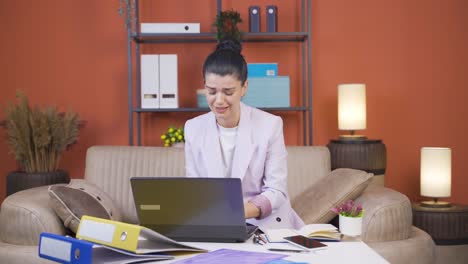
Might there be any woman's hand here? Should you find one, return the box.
[244,202,260,219]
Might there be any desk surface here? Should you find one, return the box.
[158,238,389,263]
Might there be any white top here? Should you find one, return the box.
[217,124,238,178]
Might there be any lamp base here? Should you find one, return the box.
[339,135,367,141]
[420,200,452,208]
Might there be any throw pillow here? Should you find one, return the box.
[292,168,373,224]
[48,179,122,233]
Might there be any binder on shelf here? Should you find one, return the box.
[141,55,159,109]
[38,233,173,263]
[76,215,204,254]
[159,54,178,108]
[266,5,278,32]
[141,23,200,33]
[249,6,261,33]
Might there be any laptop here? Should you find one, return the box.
[130,177,258,242]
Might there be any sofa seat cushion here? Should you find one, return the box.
[48,179,122,233]
[0,186,65,246]
[356,185,413,242]
[292,168,373,224]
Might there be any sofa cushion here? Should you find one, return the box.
[48,179,122,233]
[291,168,373,224]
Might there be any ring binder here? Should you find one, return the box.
[249,6,261,33]
[38,232,175,263]
[76,215,205,254]
[266,5,278,32]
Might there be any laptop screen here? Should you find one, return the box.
[131,177,246,227]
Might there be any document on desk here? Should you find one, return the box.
[171,249,287,264]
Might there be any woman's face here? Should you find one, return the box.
[204,73,248,128]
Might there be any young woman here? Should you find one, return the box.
[184,38,304,230]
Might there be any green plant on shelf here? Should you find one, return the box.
[160,126,184,147]
[213,9,243,42]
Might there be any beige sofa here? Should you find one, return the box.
[0,146,435,263]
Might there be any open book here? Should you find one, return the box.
[264,224,341,243]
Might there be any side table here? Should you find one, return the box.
[327,139,386,186]
[412,202,468,264]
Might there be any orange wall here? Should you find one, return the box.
[0,0,467,204]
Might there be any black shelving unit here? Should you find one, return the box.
[127,0,312,146]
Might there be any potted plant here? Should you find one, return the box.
[2,91,81,195]
[160,126,184,147]
[331,200,364,237]
[213,9,243,42]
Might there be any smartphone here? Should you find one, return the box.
[283,235,328,251]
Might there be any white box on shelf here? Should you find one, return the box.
[140,55,159,109]
[140,23,200,33]
[159,54,178,108]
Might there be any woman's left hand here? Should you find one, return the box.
[244,202,260,219]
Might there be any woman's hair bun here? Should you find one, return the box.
[216,38,242,54]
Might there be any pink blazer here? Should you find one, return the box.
[184,102,304,230]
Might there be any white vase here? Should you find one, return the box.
[339,215,362,237]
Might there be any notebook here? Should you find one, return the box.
[130,177,258,242]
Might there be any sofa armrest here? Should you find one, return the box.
[355,185,412,242]
[0,186,65,246]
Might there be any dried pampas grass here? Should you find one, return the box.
[4,91,80,173]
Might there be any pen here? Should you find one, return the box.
[268,248,308,253]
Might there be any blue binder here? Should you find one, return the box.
[39,233,93,264]
[38,233,174,263]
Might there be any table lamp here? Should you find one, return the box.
[328,83,386,186]
[420,147,452,208]
[338,84,367,140]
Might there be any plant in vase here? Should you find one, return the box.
[1,91,81,195]
[331,200,364,237]
[160,126,184,147]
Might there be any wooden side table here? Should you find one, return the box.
[327,139,386,186]
[412,202,468,245]
[327,139,386,175]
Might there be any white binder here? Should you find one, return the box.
[140,55,159,109]
[141,23,200,33]
[159,54,178,108]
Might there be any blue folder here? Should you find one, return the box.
[38,233,173,263]
[248,63,278,77]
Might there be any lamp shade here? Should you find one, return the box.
[338,84,366,130]
[420,147,451,198]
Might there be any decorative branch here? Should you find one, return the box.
[118,0,137,34]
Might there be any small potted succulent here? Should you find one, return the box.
[331,200,364,237]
